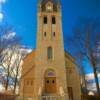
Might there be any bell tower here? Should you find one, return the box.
[19,0,81,100]
[37,0,62,42]
[34,0,69,99]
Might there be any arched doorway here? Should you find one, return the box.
[44,69,57,94]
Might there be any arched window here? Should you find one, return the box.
[31,80,33,85]
[47,47,53,59]
[44,32,46,37]
[52,16,56,24]
[44,16,47,24]
[53,32,55,37]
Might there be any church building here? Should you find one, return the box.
[19,0,81,100]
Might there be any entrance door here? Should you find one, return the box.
[68,87,73,100]
[44,69,57,94]
[45,77,56,93]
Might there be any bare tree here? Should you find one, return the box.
[93,39,100,72]
[0,24,22,94]
[12,46,23,94]
[0,44,27,95]
[64,17,100,94]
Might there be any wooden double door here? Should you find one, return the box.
[45,77,57,94]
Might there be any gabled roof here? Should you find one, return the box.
[65,51,76,63]
[23,50,35,62]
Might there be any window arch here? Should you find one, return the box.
[44,16,47,24]
[47,47,53,59]
[52,16,56,24]
[53,32,55,37]
[44,32,47,37]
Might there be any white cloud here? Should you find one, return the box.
[0,0,6,4]
[86,73,100,80]
[0,0,7,22]
[85,73,100,91]
[2,32,16,40]
[0,12,3,21]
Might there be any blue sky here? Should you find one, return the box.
[2,0,100,47]
[1,0,100,73]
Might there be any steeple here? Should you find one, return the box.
[36,0,69,98]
